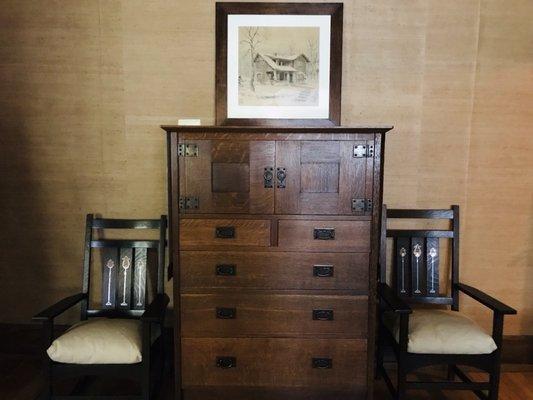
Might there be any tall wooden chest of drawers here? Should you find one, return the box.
[163,125,393,400]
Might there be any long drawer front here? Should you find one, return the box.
[180,251,369,292]
[182,338,367,390]
[181,294,367,338]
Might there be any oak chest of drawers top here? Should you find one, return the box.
[163,125,392,400]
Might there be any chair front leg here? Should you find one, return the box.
[489,311,504,400]
[396,314,409,400]
[41,319,54,400]
[142,321,152,400]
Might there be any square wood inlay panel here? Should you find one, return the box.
[300,162,340,193]
[212,163,250,193]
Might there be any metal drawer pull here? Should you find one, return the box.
[313,228,335,240]
[312,358,332,369]
[216,356,236,369]
[313,265,334,277]
[215,226,235,239]
[276,167,286,188]
[264,167,274,188]
[313,309,334,321]
[216,264,236,276]
[216,307,236,319]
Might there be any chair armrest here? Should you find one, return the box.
[456,283,516,315]
[378,283,412,314]
[32,293,87,321]
[141,293,170,323]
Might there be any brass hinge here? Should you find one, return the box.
[178,143,198,157]
[352,198,373,213]
[178,196,199,210]
[353,144,374,158]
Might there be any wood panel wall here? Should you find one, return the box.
[0,0,531,335]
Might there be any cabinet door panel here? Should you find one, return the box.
[275,140,372,215]
[181,140,275,214]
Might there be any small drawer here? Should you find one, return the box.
[182,338,367,389]
[180,251,369,292]
[180,219,271,248]
[181,294,368,338]
[277,220,370,252]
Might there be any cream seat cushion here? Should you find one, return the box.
[384,309,497,355]
[47,318,142,364]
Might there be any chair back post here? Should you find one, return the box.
[80,214,94,320]
[379,204,387,284]
[451,204,460,311]
[157,215,167,294]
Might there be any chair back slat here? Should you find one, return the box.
[117,248,133,309]
[426,237,440,296]
[133,248,147,309]
[381,206,459,308]
[101,247,119,309]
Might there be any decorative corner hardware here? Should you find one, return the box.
[178,196,199,210]
[178,143,198,157]
[351,198,373,213]
[353,144,374,158]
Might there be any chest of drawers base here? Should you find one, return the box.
[163,126,392,400]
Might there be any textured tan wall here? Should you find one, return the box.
[0,1,531,334]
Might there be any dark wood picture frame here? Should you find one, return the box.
[215,2,343,127]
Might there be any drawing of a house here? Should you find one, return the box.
[253,53,310,84]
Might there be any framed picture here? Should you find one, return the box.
[216,2,343,126]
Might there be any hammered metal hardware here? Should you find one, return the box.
[313,265,334,277]
[263,167,274,188]
[178,143,198,157]
[313,228,335,240]
[215,226,235,239]
[216,307,236,319]
[216,356,236,369]
[353,144,374,158]
[216,264,236,276]
[276,167,286,188]
[313,309,334,321]
[179,196,199,210]
[352,198,373,213]
[312,358,332,369]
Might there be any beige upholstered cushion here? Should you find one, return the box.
[383,309,497,355]
[47,318,142,364]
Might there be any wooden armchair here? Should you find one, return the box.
[377,205,516,400]
[33,215,170,400]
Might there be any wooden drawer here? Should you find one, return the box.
[181,338,367,390]
[180,251,369,292]
[180,219,271,248]
[181,294,368,338]
[277,220,370,252]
